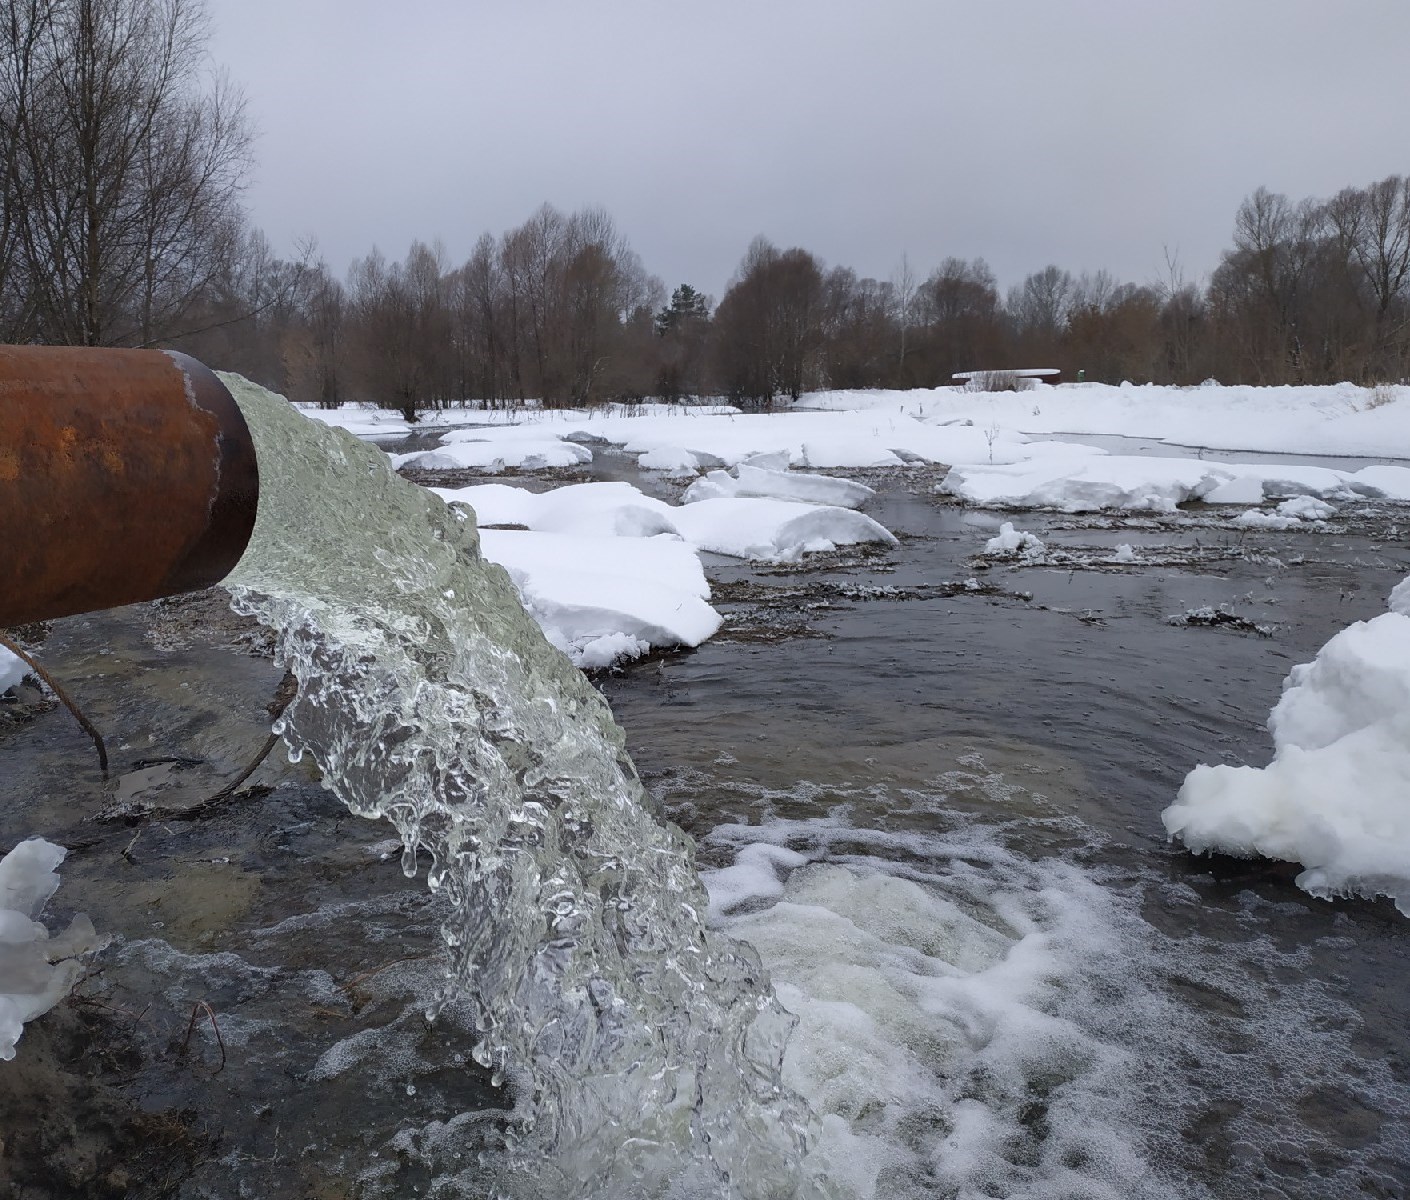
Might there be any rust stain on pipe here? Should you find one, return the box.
[0,346,258,627]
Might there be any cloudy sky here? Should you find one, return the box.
[206,0,1410,300]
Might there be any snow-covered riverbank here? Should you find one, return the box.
[295,383,1410,917]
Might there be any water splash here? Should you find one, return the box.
[220,378,822,1198]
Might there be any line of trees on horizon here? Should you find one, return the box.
[4,0,1410,416]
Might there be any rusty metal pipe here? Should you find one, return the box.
[0,346,258,627]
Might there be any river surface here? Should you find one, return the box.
[3,441,1409,1198]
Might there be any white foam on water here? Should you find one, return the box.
[699,797,1410,1200]
[702,814,1174,1199]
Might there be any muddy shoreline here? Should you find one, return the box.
[1,593,504,1198]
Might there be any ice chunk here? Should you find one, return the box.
[1231,509,1299,530]
[0,839,100,1060]
[982,521,1045,558]
[1275,495,1335,521]
[1231,495,1334,530]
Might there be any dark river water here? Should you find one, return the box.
[3,445,1409,1199]
[598,472,1410,1199]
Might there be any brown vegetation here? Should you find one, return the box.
[4,3,1410,410]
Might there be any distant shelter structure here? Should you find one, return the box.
[951,368,1062,389]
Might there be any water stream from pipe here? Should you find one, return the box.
[220,378,826,1198]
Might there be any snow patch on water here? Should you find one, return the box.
[1165,577,1410,912]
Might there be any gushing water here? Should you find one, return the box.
[220,379,821,1198]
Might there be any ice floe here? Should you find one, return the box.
[670,498,897,561]
[394,437,593,473]
[941,455,1228,513]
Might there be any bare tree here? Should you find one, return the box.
[713,238,826,406]
[1007,265,1075,346]
[914,257,1005,381]
[0,0,253,346]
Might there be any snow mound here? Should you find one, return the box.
[478,529,719,669]
[637,445,700,475]
[0,647,25,693]
[434,481,679,539]
[683,462,875,509]
[1163,590,1410,913]
[1392,578,1410,616]
[1349,464,1410,500]
[431,478,900,658]
[982,522,1045,559]
[0,839,100,1060]
[670,498,898,562]
[395,437,593,473]
[942,456,1228,513]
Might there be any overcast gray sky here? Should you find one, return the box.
[206,0,1410,301]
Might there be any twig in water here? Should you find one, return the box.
[181,1000,226,1074]
[0,633,107,775]
[201,671,298,804]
